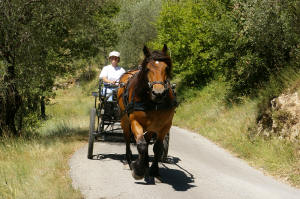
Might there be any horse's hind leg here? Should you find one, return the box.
[125,141,132,168]
[121,118,132,167]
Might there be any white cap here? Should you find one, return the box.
[109,51,120,58]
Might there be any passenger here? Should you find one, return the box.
[99,51,125,101]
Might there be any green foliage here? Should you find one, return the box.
[115,0,162,68]
[226,0,300,96]
[74,0,119,59]
[153,0,235,86]
[154,0,300,97]
[0,0,119,135]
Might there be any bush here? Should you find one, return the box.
[152,0,235,87]
[226,0,300,96]
[153,0,300,97]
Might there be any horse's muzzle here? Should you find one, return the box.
[151,87,168,103]
[148,80,169,103]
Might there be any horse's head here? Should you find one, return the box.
[141,44,172,103]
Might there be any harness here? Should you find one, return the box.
[120,72,178,116]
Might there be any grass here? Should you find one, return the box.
[0,81,96,199]
[0,133,84,199]
[173,77,300,188]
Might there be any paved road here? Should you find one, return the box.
[69,126,300,199]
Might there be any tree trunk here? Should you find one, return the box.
[0,97,3,137]
[16,104,24,132]
[0,65,21,136]
[40,96,46,119]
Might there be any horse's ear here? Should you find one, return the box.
[162,44,168,55]
[143,45,151,57]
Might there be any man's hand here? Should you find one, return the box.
[102,77,116,84]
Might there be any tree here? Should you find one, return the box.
[152,0,235,86]
[114,0,162,68]
[227,0,300,95]
[0,0,119,136]
[153,0,300,95]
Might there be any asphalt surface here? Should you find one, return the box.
[69,126,300,199]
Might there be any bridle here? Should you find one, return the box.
[146,61,170,93]
[147,80,170,90]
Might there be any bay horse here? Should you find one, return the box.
[117,45,177,181]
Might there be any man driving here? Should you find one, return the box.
[99,51,125,101]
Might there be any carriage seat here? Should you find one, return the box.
[98,81,120,120]
[99,81,118,102]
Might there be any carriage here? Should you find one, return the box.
[87,80,123,159]
[87,79,170,161]
[88,45,176,181]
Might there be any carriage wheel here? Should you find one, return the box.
[87,108,96,159]
[161,132,170,162]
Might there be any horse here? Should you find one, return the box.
[117,44,177,181]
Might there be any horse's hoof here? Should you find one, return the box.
[130,161,145,180]
[144,175,155,184]
[131,170,144,180]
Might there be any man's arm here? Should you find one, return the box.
[99,66,115,84]
[102,77,116,84]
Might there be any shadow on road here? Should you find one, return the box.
[93,153,196,191]
[94,153,136,164]
[160,160,196,191]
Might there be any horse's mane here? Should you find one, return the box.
[141,50,172,78]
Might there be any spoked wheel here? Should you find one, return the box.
[161,132,170,163]
[87,108,97,159]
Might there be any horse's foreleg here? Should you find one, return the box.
[130,120,149,180]
[150,126,171,181]
[149,139,163,178]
